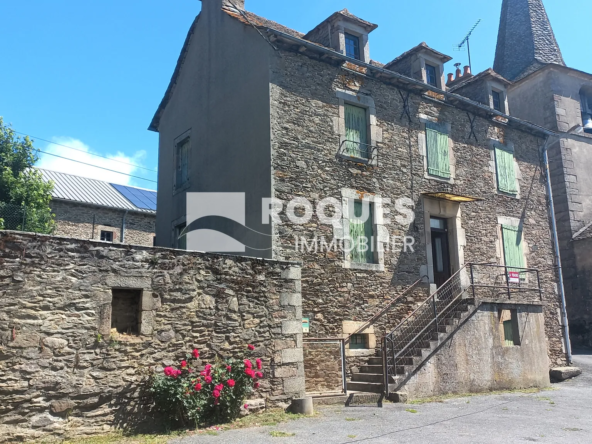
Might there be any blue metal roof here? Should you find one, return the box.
[39,168,157,214]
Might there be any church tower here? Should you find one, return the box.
[493,0,565,81]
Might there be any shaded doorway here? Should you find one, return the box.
[430,217,451,287]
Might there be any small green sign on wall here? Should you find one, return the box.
[302,318,310,334]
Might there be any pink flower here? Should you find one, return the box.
[247,344,255,351]
[227,379,236,387]
[256,359,262,370]
[181,360,187,368]
[174,370,182,378]
[245,368,255,378]
[205,376,212,384]
[254,382,260,389]
[163,366,175,377]
[244,359,252,369]
[255,372,263,379]
[192,349,200,359]
[195,383,202,391]
[213,389,221,398]
[204,364,212,376]
[215,384,224,392]
[244,404,249,409]
[227,365,232,372]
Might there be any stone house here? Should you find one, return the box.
[448,0,592,350]
[39,168,157,247]
[150,0,569,398]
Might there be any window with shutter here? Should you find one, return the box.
[495,145,517,194]
[499,309,520,347]
[425,121,451,178]
[345,104,368,159]
[502,225,525,277]
[349,200,374,264]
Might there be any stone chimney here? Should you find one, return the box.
[463,65,471,76]
[446,73,454,85]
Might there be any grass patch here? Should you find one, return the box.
[60,432,185,444]
[345,418,359,422]
[269,431,296,437]
[347,435,357,439]
[61,410,310,443]
[408,387,555,405]
[223,410,312,430]
[405,409,418,414]
[563,428,582,432]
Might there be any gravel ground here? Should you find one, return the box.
[173,351,591,444]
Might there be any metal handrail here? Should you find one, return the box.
[344,277,427,345]
[337,139,378,165]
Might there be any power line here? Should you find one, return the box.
[13,130,158,174]
[33,148,158,184]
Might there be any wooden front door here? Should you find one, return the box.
[430,217,451,287]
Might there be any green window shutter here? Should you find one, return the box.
[425,121,450,178]
[349,201,374,264]
[503,320,515,346]
[495,145,517,194]
[345,104,368,158]
[502,225,525,275]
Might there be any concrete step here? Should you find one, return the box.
[368,357,383,366]
[360,365,383,374]
[352,372,383,383]
[347,381,383,393]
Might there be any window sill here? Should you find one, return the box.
[424,173,454,185]
[336,152,377,167]
[344,262,385,272]
[345,348,375,358]
[497,190,519,199]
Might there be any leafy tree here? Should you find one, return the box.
[0,117,54,233]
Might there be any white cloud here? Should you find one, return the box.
[36,137,151,187]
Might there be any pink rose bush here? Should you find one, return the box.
[150,344,264,428]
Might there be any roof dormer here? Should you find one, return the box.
[384,43,452,90]
[448,68,512,115]
[303,9,378,64]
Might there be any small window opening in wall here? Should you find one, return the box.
[426,64,438,87]
[350,334,368,350]
[492,90,502,112]
[175,223,187,250]
[345,33,360,60]
[499,309,520,347]
[100,230,114,242]
[111,289,141,335]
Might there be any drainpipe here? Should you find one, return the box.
[120,210,128,243]
[542,135,573,365]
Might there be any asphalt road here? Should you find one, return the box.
[173,351,592,444]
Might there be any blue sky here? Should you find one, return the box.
[2,1,589,189]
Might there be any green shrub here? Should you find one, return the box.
[150,345,263,428]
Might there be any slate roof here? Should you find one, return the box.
[448,68,512,92]
[494,0,565,81]
[383,42,452,70]
[39,168,157,214]
[303,8,378,40]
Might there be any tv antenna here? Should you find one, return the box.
[454,19,481,73]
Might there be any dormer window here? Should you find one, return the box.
[580,86,592,134]
[488,85,508,114]
[426,64,438,87]
[303,9,378,65]
[345,33,361,60]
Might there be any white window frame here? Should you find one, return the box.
[487,80,509,114]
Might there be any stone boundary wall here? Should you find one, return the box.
[0,231,304,442]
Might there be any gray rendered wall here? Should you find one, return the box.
[402,303,550,399]
[154,3,273,257]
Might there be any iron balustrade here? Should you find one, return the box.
[337,140,378,166]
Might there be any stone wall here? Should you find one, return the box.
[51,200,156,247]
[402,303,550,400]
[0,231,304,442]
[268,49,566,374]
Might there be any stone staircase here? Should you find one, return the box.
[347,297,478,396]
